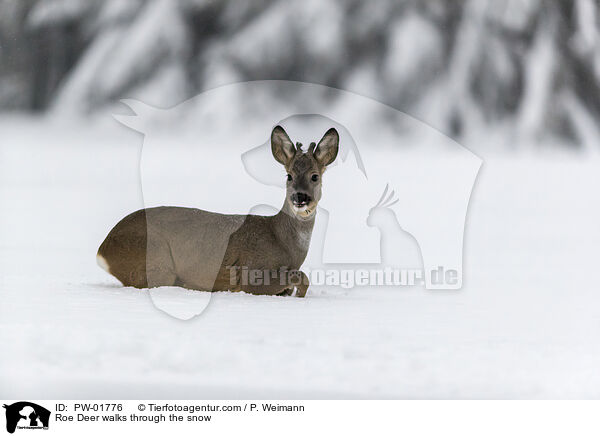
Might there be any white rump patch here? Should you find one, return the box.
[96,253,110,273]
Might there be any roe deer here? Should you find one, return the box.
[97,125,339,297]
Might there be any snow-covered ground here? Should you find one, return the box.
[1,117,599,399]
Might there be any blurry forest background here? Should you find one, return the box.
[4,0,600,401]
[1,0,600,149]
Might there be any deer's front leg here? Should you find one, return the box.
[285,270,309,297]
[239,269,309,297]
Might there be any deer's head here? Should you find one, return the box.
[271,125,339,220]
[367,184,399,228]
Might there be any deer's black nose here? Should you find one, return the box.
[292,192,311,206]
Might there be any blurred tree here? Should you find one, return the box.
[1,0,599,147]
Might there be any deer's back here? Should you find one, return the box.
[98,206,295,291]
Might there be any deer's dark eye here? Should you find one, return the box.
[311,174,319,182]
[287,174,292,182]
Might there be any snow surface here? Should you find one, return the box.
[1,117,599,399]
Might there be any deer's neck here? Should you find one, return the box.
[272,202,316,267]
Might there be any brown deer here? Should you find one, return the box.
[97,125,339,297]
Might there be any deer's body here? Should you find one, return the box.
[97,205,314,293]
[97,125,339,297]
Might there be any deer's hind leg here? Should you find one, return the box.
[99,231,178,289]
[144,233,179,288]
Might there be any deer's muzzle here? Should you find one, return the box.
[291,192,312,207]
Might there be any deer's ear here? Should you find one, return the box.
[314,128,339,167]
[271,125,296,166]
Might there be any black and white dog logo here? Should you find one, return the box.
[3,402,50,434]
